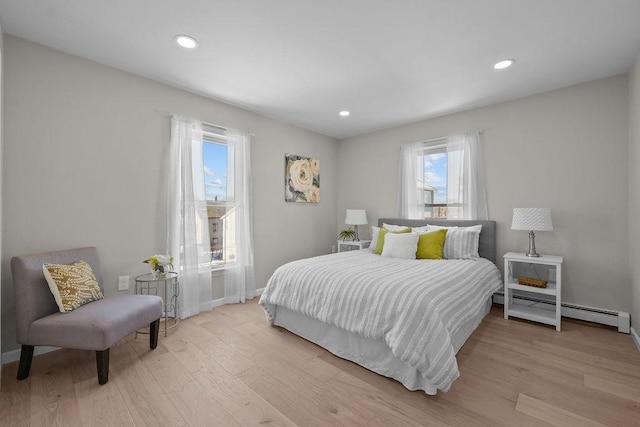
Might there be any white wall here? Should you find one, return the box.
[337,75,630,313]
[629,55,640,332]
[1,35,338,354]
[0,22,4,379]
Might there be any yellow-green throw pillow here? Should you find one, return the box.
[374,227,412,255]
[416,229,448,259]
[43,260,104,313]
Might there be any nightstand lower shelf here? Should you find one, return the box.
[507,305,557,327]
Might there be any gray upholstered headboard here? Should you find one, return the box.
[377,218,497,264]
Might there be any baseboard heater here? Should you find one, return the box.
[493,292,630,333]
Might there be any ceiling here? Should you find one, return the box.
[1,1,640,139]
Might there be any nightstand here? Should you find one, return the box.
[338,240,371,253]
[503,252,563,331]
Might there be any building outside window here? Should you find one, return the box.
[203,128,236,267]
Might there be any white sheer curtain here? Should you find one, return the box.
[224,128,256,303]
[398,141,424,219]
[397,131,488,220]
[449,132,488,220]
[167,116,213,318]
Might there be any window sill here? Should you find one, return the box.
[210,261,236,274]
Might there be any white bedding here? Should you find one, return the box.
[259,250,502,393]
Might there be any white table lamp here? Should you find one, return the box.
[345,209,368,241]
[511,208,553,257]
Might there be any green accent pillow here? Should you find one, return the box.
[416,229,448,260]
[374,227,411,254]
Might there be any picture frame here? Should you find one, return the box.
[285,153,320,203]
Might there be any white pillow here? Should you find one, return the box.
[383,223,409,231]
[381,232,419,260]
[425,224,482,259]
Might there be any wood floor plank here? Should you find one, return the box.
[515,393,606,427]
[583,373,640,403]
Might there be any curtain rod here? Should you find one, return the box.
[422,129,484,144]
[154,109,228,132]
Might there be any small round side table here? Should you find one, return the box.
[134,272,179,337]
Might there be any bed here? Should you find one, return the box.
[259,218,502,394]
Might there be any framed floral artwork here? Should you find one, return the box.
[285,154,320,203]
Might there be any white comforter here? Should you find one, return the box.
[259,250,502,392]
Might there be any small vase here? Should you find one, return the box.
[152,265,168,279]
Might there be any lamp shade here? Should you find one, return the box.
[345,209,368,225]
[511,208,553,231]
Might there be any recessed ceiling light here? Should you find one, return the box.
[175,34,198,49]
[493,59,515,70]
[339,111,350,117]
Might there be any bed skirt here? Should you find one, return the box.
[273,297,492,395]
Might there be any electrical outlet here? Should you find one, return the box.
[117,276,129,291]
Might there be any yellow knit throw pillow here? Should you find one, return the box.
[43,260,104,313]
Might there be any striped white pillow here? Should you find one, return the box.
[426,225,482,259]
[442,229,481,259]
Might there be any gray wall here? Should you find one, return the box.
[1,36,338,354]
[630,55,640,333]
[337,75,630,313]
[0,24,4,372]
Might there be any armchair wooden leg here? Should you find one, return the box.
[96,349,110,385]
[17,344,34,380]
[150,318,160,349]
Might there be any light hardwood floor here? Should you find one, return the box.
[2,299,639,426]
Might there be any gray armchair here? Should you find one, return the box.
[11,247,163,385]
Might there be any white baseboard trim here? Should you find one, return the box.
[493,293,630,333]
[2,345,61,365]
[211,297,226,309]
[631,327,640,353]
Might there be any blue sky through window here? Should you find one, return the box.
[203,142,227,202]
[424,152,447,204]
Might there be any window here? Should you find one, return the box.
[420,141,463,219]
[399,131,487,220]
[203,127,236,266]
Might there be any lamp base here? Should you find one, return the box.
[354,225,360,241]
[526,231,540,257]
